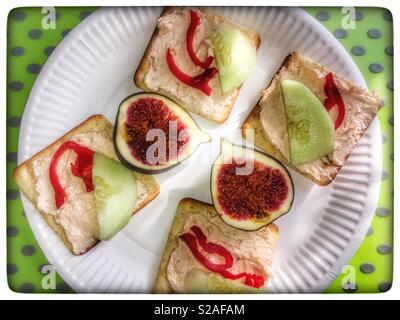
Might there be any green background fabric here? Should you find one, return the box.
[6,7,393,293]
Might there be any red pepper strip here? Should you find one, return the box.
[179,232,230,271]
[186,10,214,69]
[324,72,346,129]
[49,141,94,209]
[219,270,265,288]
[179,226,265,288]
[190,226,233,269]
[166,48,218,96]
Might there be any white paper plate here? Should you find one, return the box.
[18,7,381,293]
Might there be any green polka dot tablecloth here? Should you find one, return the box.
[6,7,393,294]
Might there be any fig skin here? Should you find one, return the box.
[113,92,210,174]
[210,140,294,231]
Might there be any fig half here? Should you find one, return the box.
[114,93,210,173]
[211,140,294,231]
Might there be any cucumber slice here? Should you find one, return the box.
[281,79,334,165]
[184,269,264,293]
[93,153,138,240]
[211,23,257,94]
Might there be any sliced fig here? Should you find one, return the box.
[211,140,294,231]
[114,93,210,173]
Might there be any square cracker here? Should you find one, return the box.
[242,52,381,186]
[13,114,160,255]
[134,7,261,124]
[152,198,278,293]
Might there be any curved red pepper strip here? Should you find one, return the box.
[179,226,265,288]
[166,48,218,96]
[186,10,214,69]
[49,141,94,209]
[219,270,265,288]
[179,232,230,272]
[190,226,233,269]
[324,72,346,129]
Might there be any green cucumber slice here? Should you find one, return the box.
[93,153,138,240]
[211,23,257,94]
[281,79,334,165]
